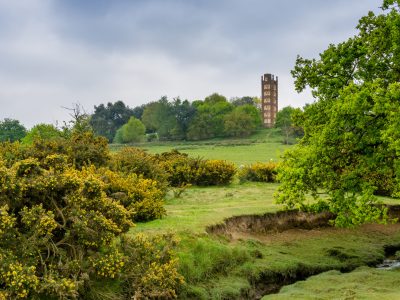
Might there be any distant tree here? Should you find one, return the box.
[230,96,257,107]
[204,93,227,104]
[63,103,92,135]
[90,101,134,142]
[0,118,27,142]
[224,109,256,137]
[236,104,262,128]
[141,97,177,140]
[132,104,146,120]
[171,98,197,139]
[114,117,146,144]
[22,124,63,145]
[275,106,303,144]
[187,95,233,140]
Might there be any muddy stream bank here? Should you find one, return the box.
[205,205,400,299]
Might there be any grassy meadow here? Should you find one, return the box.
[131,182,400,299]
[112,129,400,299]
[111,128,292,165]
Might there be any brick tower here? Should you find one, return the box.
[261,73,278,128]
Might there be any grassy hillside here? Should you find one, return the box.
[131,182,400,299]
[110,128,293,165]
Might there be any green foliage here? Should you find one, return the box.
[114,116,145,144]
[90,101,134,142]
[21,124,63,145]
[224,105,261,137]
[157,150,236,186]
[141,97,177,140]
[187,95,234,140]
[277,1,400,227]
[0,118,27,142]
[275,106,303,144]
[119,233,184,299]
[239,162,278,183]
[110,147,168,189]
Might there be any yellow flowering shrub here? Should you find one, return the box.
[90,249,125,278]
[0,154,134,298]
[20,204,57,236]
[120,233,184,299]
[0,136,178,299]
[0,261,39,299]
[238,162,279,183]
[156,150,237,186]
[0,205,16,237]
[98,168,166,222]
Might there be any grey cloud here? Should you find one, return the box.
[0,0,383,127]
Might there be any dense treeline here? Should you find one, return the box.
[0,94,302,145]
[90,94,262,143]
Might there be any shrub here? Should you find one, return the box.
[194,160,237,186]
[156,150,236,186]
[0,157,134,298]
[0,144,171,298]
[238,162,278,183]
[110,147,168,190]
[98,168,166,222]
[119,233,184,299]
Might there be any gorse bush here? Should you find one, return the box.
[238,162,278,183]
[0,133,181,299]
[99,168,165,222]
[156,150,237,186]
[0,131,110,170]
[0,157,133,298]
[119,233,184,299]
[110,147,168,190]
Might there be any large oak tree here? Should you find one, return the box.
[276,0,400,226]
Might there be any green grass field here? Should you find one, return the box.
[263,267,400,300]
[110,128,293,165]
[117,130,400,299]
[131,182,400,299]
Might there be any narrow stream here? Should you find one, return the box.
[376,259,400,270]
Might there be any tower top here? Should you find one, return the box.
[261,73,278,82]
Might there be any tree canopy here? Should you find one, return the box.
[114,116,146,143]
[90,101,134,142]
[276,1,400,227]
[21,124,63,145]
[0,118,27,142]
[275,106,303,144]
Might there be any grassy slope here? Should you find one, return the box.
[131,182,400,299]
[132,182,280,234]
[263,267,400,300]
[110,128,292,165]
[123,130,400,299]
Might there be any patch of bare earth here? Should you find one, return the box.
[206,205,400,244]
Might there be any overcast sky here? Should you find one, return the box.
[0,0,383,128]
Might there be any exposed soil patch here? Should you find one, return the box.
[206,210,335,237]
[206,205,400,239]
